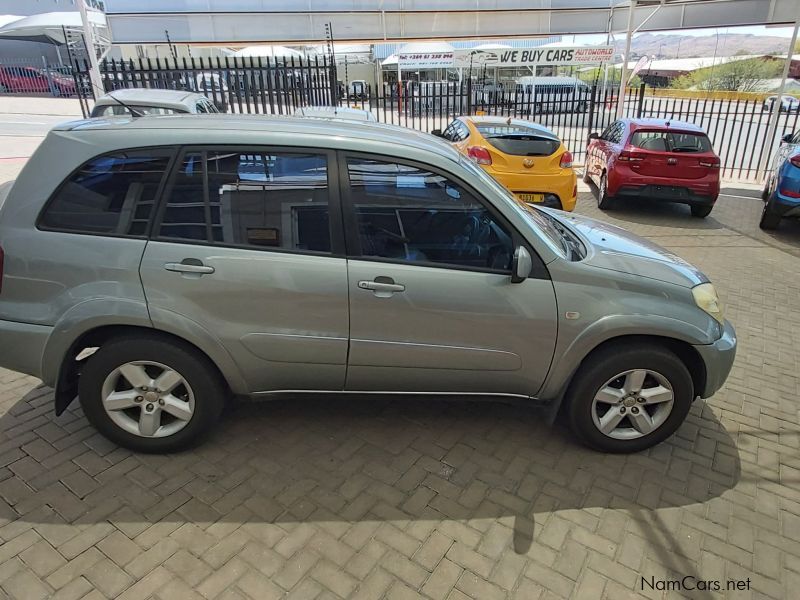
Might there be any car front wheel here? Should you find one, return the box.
[759,200,782,230]
[566,344,693,453]
[78,335,226,453]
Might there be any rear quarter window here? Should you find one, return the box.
[39,148,173,236]
[630,130,711,153]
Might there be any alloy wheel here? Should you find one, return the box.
[101,361,195,438]
[590,369,675,440]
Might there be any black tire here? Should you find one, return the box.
[597,173,614,210]
[761,180,770,202]
[78,335,227,453]
[566,343,694,453]
[690,205,713,218]
[759,200,782,230]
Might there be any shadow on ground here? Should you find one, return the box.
[2,385,741,568]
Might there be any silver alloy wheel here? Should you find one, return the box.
[590,369,675,440]
[101,361,195,438]
[598,175,607,205]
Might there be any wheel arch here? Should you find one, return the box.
[53,324,240,416]
[543,333,707,422]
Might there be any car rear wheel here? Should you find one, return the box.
[759,200,782,230]
[761,180,771,201]
[690,205,713,218]
[566,344,693,453]
[597,173,614,209]
[78,335,226,453]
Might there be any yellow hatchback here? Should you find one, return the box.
[433,116,577,212]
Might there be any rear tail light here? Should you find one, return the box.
[559,151,573,168]
[780,187,800,198]
[618,150,644,162]
[790,154,800,168]
[699,159,720,168]
[467,146,492,165]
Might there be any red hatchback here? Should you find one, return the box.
[584,118,720,217]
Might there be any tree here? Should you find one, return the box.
[671,57,782,92]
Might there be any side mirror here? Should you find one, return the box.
[782,133,793,144]
[431,129,443,138]
[588,132,600,140]
[511,246,532,283]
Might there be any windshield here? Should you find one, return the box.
[459,157,567,257]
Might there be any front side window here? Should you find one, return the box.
[40,149,172,236]
[159,149,331,253]
[346,157,513,271]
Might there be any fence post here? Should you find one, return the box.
[328,56,338,105]
[466,77,472,115]
[587,84,597,143]
[636,82,646,117]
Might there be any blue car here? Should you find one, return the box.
[761,150,800,230]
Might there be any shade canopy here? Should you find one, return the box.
[231,45,304,59]
[0,11,107,45]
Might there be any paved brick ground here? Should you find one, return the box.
[2,177,800,599]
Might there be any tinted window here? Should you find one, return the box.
[347,157,513,271]
[475,124,559,156]
[630,130,711,153]
[93,105,182,117]
[40,149,172,235]
[159,150,331,253]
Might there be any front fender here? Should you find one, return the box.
[539,313,716,403]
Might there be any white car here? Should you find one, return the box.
[762,95,800,113]
[91,89,219,117]
[294,106,376,122]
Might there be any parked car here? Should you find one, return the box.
[762,95,800,113]
[0,66,76,96]
[348,79,369,100]
[91,89,220,117]
[294,105,376,121]
[433,116,577,211]
[585,118,720,218]
[0,115,735,454]
[760,148,800,229]
[513,76,591,114]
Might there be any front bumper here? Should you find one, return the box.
[693,319,737,399]
[0,318,52,379]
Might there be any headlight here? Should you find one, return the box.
[692,283,725,323]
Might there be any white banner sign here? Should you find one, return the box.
[452,46,614,68]
[397,52,454,69]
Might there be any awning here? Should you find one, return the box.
[0,11,107,45]
[231,45,304,59]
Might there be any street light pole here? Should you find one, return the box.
[616,0,636,118]
[78,0,103,97]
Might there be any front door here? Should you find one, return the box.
[340,154,558,397]
[140,147,349,393]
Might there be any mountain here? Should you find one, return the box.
[615,32,792,59]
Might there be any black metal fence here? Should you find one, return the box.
[0,58,85,98]
[67,56,800,181]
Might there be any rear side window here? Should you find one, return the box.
[39,149,173,236]
[158,149,331,253]
[630,130,711,153]
[475,124,559,156]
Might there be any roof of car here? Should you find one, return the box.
[294,106,376,121]
[94,88,201,107]
[462,116,559,139]
[51,114,462,162]
[624,118,705,133]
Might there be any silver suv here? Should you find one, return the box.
[0,115,736,453]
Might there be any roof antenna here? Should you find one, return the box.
[88,81,144,118]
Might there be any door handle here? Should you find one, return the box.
[164,261,215,274]
[357,277,405,297]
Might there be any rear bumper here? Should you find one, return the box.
[487,168,577,211]
[615,184,717,206]
[0,318,51,379]
[693,319,737,399]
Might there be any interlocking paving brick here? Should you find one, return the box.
[0,187,799,598]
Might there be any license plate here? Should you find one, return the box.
[518,193,544,203]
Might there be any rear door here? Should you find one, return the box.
[339,152,558,397]
[140,147,349,393]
